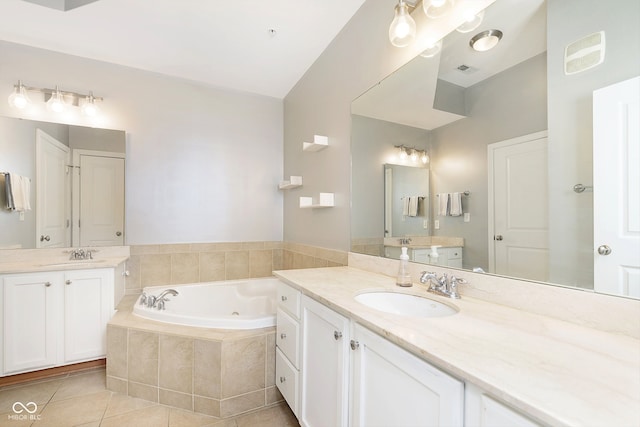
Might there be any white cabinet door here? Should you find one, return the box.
[2,272,63,374]
[350,323,464,427]
[64,269,114,363]
[300,295,350,427]
[465,383,541,427]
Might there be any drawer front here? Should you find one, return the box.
[276,347,299,417]
[277,281,300,318]
[276,308,300,368]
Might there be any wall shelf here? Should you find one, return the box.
[303,135,328,152]
[300,193,334,208]
[279,176,302,190]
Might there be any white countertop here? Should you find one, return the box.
[0,256,129,274]
[273,266,640,427]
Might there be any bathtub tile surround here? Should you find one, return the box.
[125,241,347,293]
[107,309,280,419]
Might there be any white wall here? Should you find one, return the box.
[0,40,284,245]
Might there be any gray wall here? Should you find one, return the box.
[0,40,284,245]
[430,53,547,270]
[547,0,640,287]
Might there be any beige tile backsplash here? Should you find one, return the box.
[125,241,347,293]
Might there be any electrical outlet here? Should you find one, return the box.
[423,220,428,229]
[434,220,440,229]
[464,213,470,222]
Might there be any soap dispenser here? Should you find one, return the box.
[396,246,412,287]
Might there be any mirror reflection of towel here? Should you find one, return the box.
[438,193,449,216]
[408,196,419,217]
[402,197,410,216]
[4,173,31,212]
[450,192,462,216]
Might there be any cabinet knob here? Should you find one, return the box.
[65,280,72,285]
[334,331,343,340]
[494,235,503,241]
[40,235,50,242]
[350,340,360,350]
[280,333,287,339]
[44,281,52,287]
[281,295,287,302]
[116,231,122,236]
[279,376,286,383]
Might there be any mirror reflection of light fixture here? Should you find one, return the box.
[420,39,443,58]
[389,0,417,48]
[423,0,454,19]
[457,9,484,33]
[470,29,503,52]
[7,80,31,109]
[7,80,104,117]
[395,145,429,164]
[46,86,66,113]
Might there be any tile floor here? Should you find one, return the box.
[0,368,299,427]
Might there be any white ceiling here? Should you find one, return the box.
[0,0,367,99]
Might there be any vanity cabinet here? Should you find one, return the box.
[350,323,464,426]
[0,268,115,376]
[465,383,541,427]
[275,281,301,416]
[300,295,350,427]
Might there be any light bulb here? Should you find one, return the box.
[410,149,418,162]
[399,147,408,160]
[423,0,454,19]
[421,152,429,164]
[389,0,416,48]
[46,87,66,113]
[81,92,100,117]
[420,39,443,58]
[457,9,484,33]
[8,81,31,110]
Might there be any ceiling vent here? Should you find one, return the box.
[22,0,100,11]
[564,31,606,75]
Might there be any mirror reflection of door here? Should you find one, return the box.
[35,129,70,248]
[488,131,548,281]
[73,151,125,246]
[593,76,640,299]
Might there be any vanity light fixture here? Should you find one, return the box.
[469,29,503,52]
[389,0,417,48]
[7,80,31,109]
[7,81,104,117]
[395,145,429,164]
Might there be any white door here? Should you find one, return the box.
[300,295,350,427]
[64,269,113,362]
[78,154,125,246]
[488,131,548,281]
[36,129,70,248]
[593,76,640,298]
[350,324,464,427]
[2,272,62,374]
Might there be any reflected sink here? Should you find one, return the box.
[39,259,108,267]
[355,291,457,317]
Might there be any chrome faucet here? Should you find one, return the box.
[419,271,467,299]
[68,248,97,260]
[398,237,412,245]
[140,289,179,310]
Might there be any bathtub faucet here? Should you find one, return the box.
[153,289,179,310]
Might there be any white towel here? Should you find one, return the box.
[402,197,410,216]
[437,193,449,216]
[7,174,31,212]
[408,196,419,217]
[450,192,462,216]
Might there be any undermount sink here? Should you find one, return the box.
[355,291,457,318]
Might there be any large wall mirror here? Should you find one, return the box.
[0,116,125,249]
[351,0,640,298]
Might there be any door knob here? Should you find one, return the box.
[597,245,612,255]
[494,235,503,241]
[116,231,122,236]
[40,235,50,242]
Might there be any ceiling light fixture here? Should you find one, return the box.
[389,0,417,48]
[469,29,503,52]
[456,9,484,33]
[7,81,104,117]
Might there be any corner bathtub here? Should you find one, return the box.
[132,277,279,329]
